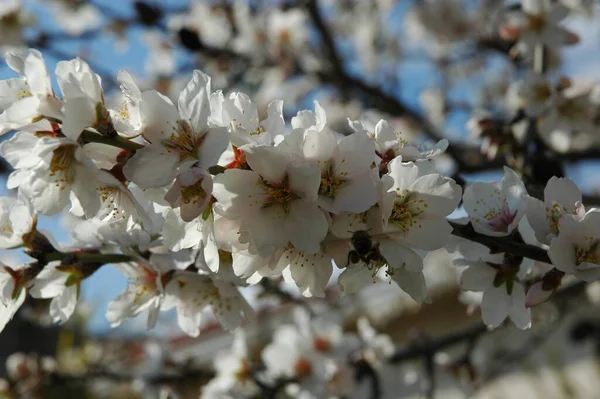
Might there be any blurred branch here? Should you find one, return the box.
[303,0,506,174]
[353,359,382,399]
[389,324,487,364]
[47,367,214,385]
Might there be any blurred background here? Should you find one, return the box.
[2,0,600,398]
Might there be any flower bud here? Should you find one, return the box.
[525,280,554,308]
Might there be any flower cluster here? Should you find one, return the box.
[201,309,395,399]
[0,45,597,337]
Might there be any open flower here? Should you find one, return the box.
[55,58,109,140]
[380,158,461,250]
[0,49,61,135]
[165,269,255,336]
[303,129,378,214]
[123,70,228,188]
[29,260,100,324]
[0,262,36,333]
[106,254,178,329]
[201,329,259,398]
[212,92,285,147]
[460,259,531,329]
[0,193,35,249]
[213,145,328,257]
[548,209,600,282]
[456,239,531,329]
[1,132,100,217]
[164,166,213,222]
[463,167,527,237]
[526,176,585,244]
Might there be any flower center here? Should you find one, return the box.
[575,239,600,266]
[1,11,20,27]
[319,161,347,199]
[313,337,331,353]
[389,190,426,231]
[235,359,251,382]
[0,218,13,237]
[226,146,249,169]
[249,125,265,136]
[486,203,516,232]
[527,14,546,32]
[97,185,126,221]
[260,174,300,212]
[16,87,32,101]
[49,144,77,186]
[533,82,552,103]
[294,358,312,377]
[180,180,208,205]
[164,120,206,161]
[545,203,567,234]
[556,98,586,121]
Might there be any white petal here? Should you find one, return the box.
[139,90,180,143]
[49,285,78,324]
[508,284,531,329]
[338,263,375,295]
[123,144,180,188]
[177,70,211,133]
[481,285,510,328]
[286,201,328,254]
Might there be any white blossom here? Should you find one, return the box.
[463,167,527,237]
[123,70,228,188]
[548,209,600,282]
[526,176,585,245]
[213,145,328,257]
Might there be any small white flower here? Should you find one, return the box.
[303,129,378,214]
[1,132,101,217]
[262,324,330,386]
[356,317,395,368]
[330,212,429,303]
[55,58,109,141]
[463,167,527,237]
[213,92,285,148]
[538,91,594,152]
[109,70,143,138]
[0,49,61,135]
[0,263,31,333]
[165,269,255,336]
[380,158,461,250]
[164,166,213,222]
[28,260,93,324]
[95,170,153,230]
[518,72,553,117]
[201,329,258,398]
[501,0,577,56]
[548,209,600,282]
[50,1,101,36]
[459,251,531,329]
[106,254,176,329]
[0,193,35,249]
[526,176,585,244]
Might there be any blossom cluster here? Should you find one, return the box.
[0,46,597,339]
[201,310,395,399]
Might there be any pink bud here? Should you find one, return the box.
[499,24,521,41]
[526,281,554,308]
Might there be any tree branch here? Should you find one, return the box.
[449,221,551,264]
[81,129,144,152]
